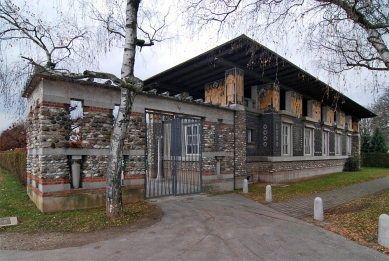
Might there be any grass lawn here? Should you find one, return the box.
[0,168,155,233]
[243,167,389,255]
[245,167,389,203]
[314,188,389,254]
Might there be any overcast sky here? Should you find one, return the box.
[0,0,384,132]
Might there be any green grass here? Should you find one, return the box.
[318,188,389,254]
[0,169,154,233]
[245,167,389,203]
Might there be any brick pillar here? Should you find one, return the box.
[234,108,247,189]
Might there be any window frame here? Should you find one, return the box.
[304,128,313,156]
[347,134,352,155]
[282,124,291,156]
[185,124,200,155]
[247,129,254,143]
[322,131,328,156]
[335,133,342,155]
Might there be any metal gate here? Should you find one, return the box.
[145,110,202,198]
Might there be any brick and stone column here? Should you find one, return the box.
[234,107,247,189]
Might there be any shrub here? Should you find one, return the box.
[0,149,27,186]
[343,155,360,171]
[361,153,389,168]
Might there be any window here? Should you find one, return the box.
[247,129,253,143]
[304,128,313,155]
[347,135,352,155]
[282,124,291,155]
[185,125,199,155]
[322,131,328,156]
[69,100,83,144]
[335,134,341,155]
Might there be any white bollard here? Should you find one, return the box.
[378,214,389,248]
[266,185,272,202]
[314,197,324,221]
[243,179,248,194]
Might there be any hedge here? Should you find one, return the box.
[361,152,389,168]
[0,149,27,186]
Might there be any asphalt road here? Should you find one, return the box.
[1,194,388,261]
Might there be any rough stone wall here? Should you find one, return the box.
[26,110,38,176]
[40,155,69,179]
[26,103,71,179]
[124,112,146,177]
[202,121,234,174]
[38,105,71,149]
[124,112,146,150]
[352,134,360,156]
[234,110,246,177]
[123,155,145,176]
[247,159,346,174]
[81,110,114,149]
[82,155,109,178]
[203,122,216,154]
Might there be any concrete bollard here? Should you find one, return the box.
[378,214,389,248]
[243,179,248,194]
[266,185,272,202]
[314,197,324,221]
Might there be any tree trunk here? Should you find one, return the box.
[367,28,389,70]
[106,0,141,219]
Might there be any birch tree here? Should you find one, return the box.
[0,0,172,219]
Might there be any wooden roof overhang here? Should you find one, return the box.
[144,34,375,119]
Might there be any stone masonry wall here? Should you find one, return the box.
[352,133,360,157]
[81,109,114,149]
[247,159,346,174]
[234,109,246,177]
[26,103,71,179]
[202,122,234,174]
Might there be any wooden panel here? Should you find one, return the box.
[340,112,346,127]
[291,92,302,118]
[257,84,280,112]
[327,108,334,124]
[236,71,244,105]
[205,80,226,105]
[352,121,359,132]
[225,68,244,105]
[226,73,235,104]
[312,101,321,121]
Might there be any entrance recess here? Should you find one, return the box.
[145,110,202,198]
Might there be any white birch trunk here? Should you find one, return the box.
[106,0,141,219]
[367,28,389,69]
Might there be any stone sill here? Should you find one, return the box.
[247,155,348,162]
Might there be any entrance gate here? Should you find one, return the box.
[145,110,202,199]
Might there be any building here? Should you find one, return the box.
[23,35,375,212]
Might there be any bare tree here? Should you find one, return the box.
[0,0,97,116]
[0,0,173,219]
[76,0,173,218]
[186,0,389,75]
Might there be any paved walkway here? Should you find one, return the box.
[2,194,388,260]
[268,176,389,218]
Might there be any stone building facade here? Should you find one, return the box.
[23,35,374,212]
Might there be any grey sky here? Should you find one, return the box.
[0,0,383,132]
